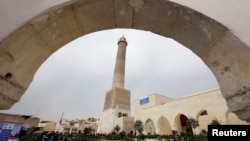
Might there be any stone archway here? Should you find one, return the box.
[157,116,172,135]
[173,114,192,134]
[1,0,250,122]
[196,109,214,132]
[180,114,193,134]
[144,118,156,135]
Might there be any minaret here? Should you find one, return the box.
[112,36,127,88]
[97,36,133,134]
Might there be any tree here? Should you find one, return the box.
[114,125,121,133]
[133,120,144,135]
[83,127,92,136]
[210,118,220,125]
[172,130,178,140]
[187,117,199,134]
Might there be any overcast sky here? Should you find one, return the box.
[2,29,219,121]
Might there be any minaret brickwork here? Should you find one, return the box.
[112,36,127,88]
[102,36,130,111]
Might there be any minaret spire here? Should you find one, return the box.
[112,35,127,88]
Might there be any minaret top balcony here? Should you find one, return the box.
[118,35,127,45]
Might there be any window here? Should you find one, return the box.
[200,110,208,116]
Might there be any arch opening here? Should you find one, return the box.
[157,116,172,135]
[174,114,192,134]
[144,118,156,135]
[1,29,219,120]
[196,109,213,132]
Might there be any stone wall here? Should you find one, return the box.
[0,113,40,127]
[134,87,249,134]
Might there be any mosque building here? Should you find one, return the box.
[134,87,248,135]
[1,0,250,135]
[96,36,249,135]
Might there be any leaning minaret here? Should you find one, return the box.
[112,36,127,89]
[97,36,133,134]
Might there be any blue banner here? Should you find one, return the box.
[140,97,149,105]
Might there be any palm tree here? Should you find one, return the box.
[114,125,121,133]
[172,130,178,140]
[187,117,199,134]
[210,118,220,125]
[133,120,144,135]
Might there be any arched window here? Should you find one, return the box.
[200,110,208,116]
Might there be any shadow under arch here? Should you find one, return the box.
[1,0,250,122]
[174,113,193,135]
